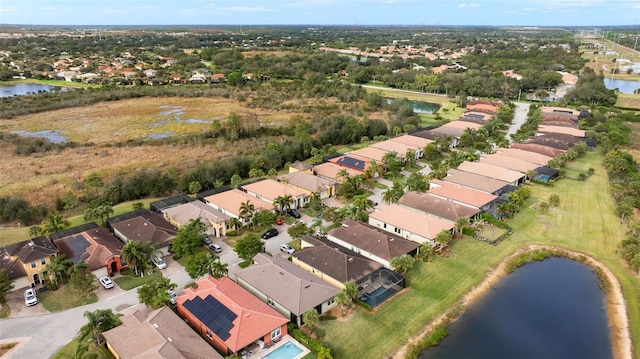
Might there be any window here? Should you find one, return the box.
[31,261,36,268]
[271,327,281,339]
[41,258,46,265]
[205,329,213,339]
[267,298,275,307]
[383,223,387,229]
[394,227,401,234]
[327,299,335,306]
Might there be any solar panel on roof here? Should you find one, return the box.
[74,253,90,264]
[67,235,91,257]
[183,295,237,341]
[336,156,366,170]
[465,113,484,119]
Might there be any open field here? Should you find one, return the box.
[0,97,296,145]
[363,86,465,121]
[322,152,638,358]
[616,93,640,110]
[0,78,94,89]
[580,39,640,82]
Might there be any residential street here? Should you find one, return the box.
[0,226,297,359]
[508,102,531,139]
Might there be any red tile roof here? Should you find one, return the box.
[177,277,288,353]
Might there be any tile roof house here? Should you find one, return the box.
[0,236,58,290]
[204,189,274,225]
[292,238,384,288]
[327,220,420,268]
[432,121,483,139]
[312,162,361,183]
[368,203,455,245]
[234,253,339,327]
[110,211,177,254]
[328,154,373,173]
[277,171,338,199]
[176,276,289,356]
[479,154,540,174]
[349,146,394,162]
[398,191,480,222]
[443,168,513,195]
[241,179,309,209]
[427,179,498,211]
[524,133,581,151]
[162,200,230,238]
[369,140,420,160]
[457,161,525,185]
[537,125,586,138]
[103,306,223,359]
[387,135,433,150]
[53,226,124,278]
[497,147,555,165]
[541,106,580,117]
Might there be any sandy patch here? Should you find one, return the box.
[391,245,633,359]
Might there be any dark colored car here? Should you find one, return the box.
[261,228,279,240]
[287,208,301,218]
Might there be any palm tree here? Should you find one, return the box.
[211,258,229,279]
[41,213,71,235]
[45,254,72,287]
[239,200,255,227]
[434,230,453,254]
[229,217,242,234]
[336,168,350,183]
[141,241,160,271]
[79,309,118,346]
[334,290,351,317]
[343,282,358,302]
[280,194,295,213]
[351,195,373,221]
[121,240,145,275]
[454,217,471,238]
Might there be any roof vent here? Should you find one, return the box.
[348,257,353,261]
[342,223,349,228]
[168,337,172,342]
[153,323,158,328]
[304,284,310,289]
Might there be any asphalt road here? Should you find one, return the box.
[507,102,531,139]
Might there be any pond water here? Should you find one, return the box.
[151,105,212,128]
[0,83,64,97]
[11,130,68,144]
[385,98,440,114]
[419,257,612,359]
[604,78,640,94]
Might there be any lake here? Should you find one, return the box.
[0,83,64,97]
[419,257,612,359]
[386,98,440,114]
[604,78,640,94]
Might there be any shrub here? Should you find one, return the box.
[319,315,337,321]
[312,327,326,339]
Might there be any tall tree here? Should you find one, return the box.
[454,217,471,237]
[137,276,177,309]
[303,308,320,330]
[41,213,71,235]
[185,251,216,279]
[28,225,42,238]
[390,254,414,276]
[0,269,14,305]
[121,240,145,275]
[69,261,97,296]
[45,254,72,287]
[334,289,351,317]
[171,218,206,258]
[234,233,264,262]
[79,309,119,346]
[83,205,114,227]
[238,200,255,226]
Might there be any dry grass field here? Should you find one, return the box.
[0,97,296,144]
[616,93,640,110]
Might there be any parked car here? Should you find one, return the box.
[168,289,177,305]
[280,244,295,254]
[276,218,284,225]
[294,219,306,226]
[287,208,301,218]
[24,288,37,306]
[209,243,222,253]
[200,236,212,246]
[152,256,167,270]
[261,228,279,240]
[99,276,115,289]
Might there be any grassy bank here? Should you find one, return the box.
[363,87,465,122]
[321,151,638,358]
[0,78,93,89]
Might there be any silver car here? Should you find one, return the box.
[99,276,115,289]
[24,288,37,306]
[280,244,295,254]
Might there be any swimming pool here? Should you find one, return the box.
[262,342,303,359]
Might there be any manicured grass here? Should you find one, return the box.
[0,78,94,89]
[475,224,508,242]
[40,284,98,312]
[321,151,639,358]
[615,93,640,110]
[113,270,162,291]
[51,339,113,359]
[0,304,10,318]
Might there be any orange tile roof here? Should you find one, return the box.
[204,189,273,216]
[428,179,498,209]
[242,179,307,202]
[177,277,288,353]
[369,203,454,242]
[388,135,433,148]
[457,162,524,183]
[479,154,539,173]
[313,162,360,182]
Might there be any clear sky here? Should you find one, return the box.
[1,0,638,27]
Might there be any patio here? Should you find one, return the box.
[242,335,309,359]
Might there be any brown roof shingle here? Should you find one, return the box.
[398,191,479,221]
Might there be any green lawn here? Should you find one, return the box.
[51,340,113,359]
[40,284,98,312]
[113,270,162,291]
[321,151,639,358]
